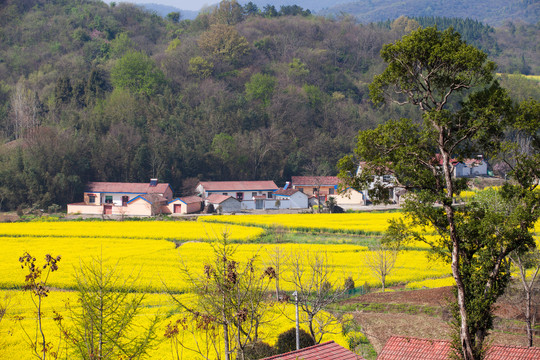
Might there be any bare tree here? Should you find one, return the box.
[10,81,42,139]
[287,250,347,343]
[266,242,288,301]
[169,233,277,360]
[364,242,400,292]
[18,252,62,360]
[509,249,540,347]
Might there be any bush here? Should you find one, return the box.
[275,327,315,354]
[243,341,276,360]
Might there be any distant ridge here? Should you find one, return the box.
[137,3,199,19]
[319,0,539,26]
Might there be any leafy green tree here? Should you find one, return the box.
[198,24,250,66]
[243,2,259,16]
[211,0,244,25]
[111,51,165,96]
[58,257,159,360]
[339,27,540,360]
[166,11,180,23]
[245,73,276,108]
[188,56,214,79]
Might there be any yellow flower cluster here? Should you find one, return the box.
[0,289,349,360]
[405,276,455,290]
[199,212,403,234]
[0,220,264,242]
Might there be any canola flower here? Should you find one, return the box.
[405,276,455,290]
[0,220,264,242]
[0,289,349,360]
[199,212,403,235]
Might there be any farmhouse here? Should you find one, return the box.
[355,163,402,204]
[273,188,309,209]
[291,176,365,206]
[378,336,540,360]
[260,340,364,360]
[167,196,204,215]
[205,194,241,213]
[67,179,189,216]
[196,181,279,210]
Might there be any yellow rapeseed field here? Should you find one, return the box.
[199,212,403,234]
[0,289,349,360]
[0,220,264,242]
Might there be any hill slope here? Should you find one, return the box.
[320,0,539,26]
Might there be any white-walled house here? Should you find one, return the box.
[453,157,488,177]
[205,194,242,213]
[291,176,365,206]
[273,188,309,209]
[197,181,279,210]
[67,179,174,216]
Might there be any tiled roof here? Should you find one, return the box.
[206,194,236,204]
[129,194,166,204]
[378,337,451,360]
[274,188,301,196]
[378,336,540,360]
[85,182,171,194]
[177,196,203,204]
[292,176,340,186]
[261,341,364,360]
[199,181,278,191]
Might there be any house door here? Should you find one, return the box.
[174,204,182,213]
[122,196,129,206]
[255,199,264,209]
[104,205,113,215]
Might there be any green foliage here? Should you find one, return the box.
[111,51,165,96]
[245,73,276,107]
[275,328,315,354]
[341,26,539,360]
[198,24,250,66]
[188,56,214,78]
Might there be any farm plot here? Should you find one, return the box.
[199,212,403,235]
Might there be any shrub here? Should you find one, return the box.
[275,327,315,354]
[243,341,276,360]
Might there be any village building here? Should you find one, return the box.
[273,188,309,209]
[67,179,204,216]
[260,340,364,360]
[377,336,540,360]
[290,176,365,206]
[196,181,279,210]
[205,194,242,213]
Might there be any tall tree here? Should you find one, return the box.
[339,27,540,360]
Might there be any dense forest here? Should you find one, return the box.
[0,0,538,211]
[321,0,540,27]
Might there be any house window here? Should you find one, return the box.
[122,196,129,206]
[329,187,334,195]
[252,192,257,197]
[105,196,113,204]
[236,192,244,201]
[383,175,392,182]
[267,192,273,199]
[88,195,96,204]
[223,193,228,195]
[313,188,317,193]
[298,188,304,193]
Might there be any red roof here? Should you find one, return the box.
[291,176,340,186]
[199,181,278,192]
[85,182,171,195]
[177,196,203,204]
[261,341,364,360]
[274,188,301,196]
[378,336,540,360]
[206,194,236,204]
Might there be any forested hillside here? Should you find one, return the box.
[321,0,539,26]
[0,0,538,211]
